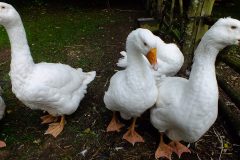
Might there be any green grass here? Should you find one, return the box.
[0,7,116,63]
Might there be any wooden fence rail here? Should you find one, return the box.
[219,99,240,137]
[217,76,240,108]
[220,55,240,74]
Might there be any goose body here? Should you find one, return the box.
[0,2,96,137]
[150,17,240,159]
[117,36,184,77]
[104,28,158,145]
[11,62,95,116]
[104,61,157,119]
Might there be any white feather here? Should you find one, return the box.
[104,28,158,119]
[150,17,240,143]
[116,36,184,78]
[0,2,96,116]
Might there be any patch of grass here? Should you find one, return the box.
[4,132,36,144]
[0,7,118,63]
[79,127,97,138]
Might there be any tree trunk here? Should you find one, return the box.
[220,55,240,74]
[179,0,183,16]
[195,0,216,46]
[181,0,204,73]
[156,0,164,18]
[170,0,175,25]
[181,0,215,73]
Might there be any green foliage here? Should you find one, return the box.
[170,28,181,41]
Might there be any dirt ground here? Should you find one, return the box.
[0,4,240,160]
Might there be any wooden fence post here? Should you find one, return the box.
[195,0,216,47]
[156,0,164,18]
[181,0,204,73]
[181,0,215,73]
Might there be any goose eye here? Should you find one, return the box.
[1,6,5,9]
[231,25,237,29]
[143,42,147,46]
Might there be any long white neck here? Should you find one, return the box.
[6,17,34,77]
[126,46,153,82]
[186,35,219,102]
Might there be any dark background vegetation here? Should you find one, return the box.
[3,0,145,8]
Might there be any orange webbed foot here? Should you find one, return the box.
[122,128,144,145]
[155,133,173,159]
[169,141,191,158]
[106,112,124,132]
[44,116,65,138]
[155,142,173,159]
[41,114,57,124]
[122,118,144,145]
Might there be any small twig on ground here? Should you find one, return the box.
[56,144,65,152]
[89,148,101,160]
[91,119,96,127]
[196,153,202,160]
[195,139,204,149]
[233,144,240,147]
[222,153,232,155]
[0,61,7,66]
[213,127,224,160]
[104,77,110,87]
[213,128,221,142]
[80,149,88,157]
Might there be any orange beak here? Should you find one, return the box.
[146,48,158,70]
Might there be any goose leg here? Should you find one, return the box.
[40,114,57,124]
[169,141,191,158]
[45,115,65,138]
[106,111,124,132]
[155,133,173,159]
[122,117,144,145]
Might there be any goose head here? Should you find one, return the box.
[205,17,240,50]
[0,2,20,28]
[126,28,158,70]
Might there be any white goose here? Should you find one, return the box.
[0,87,6,147]
[117,36,184,77]
[0,2,96,137]
[104,28,158,145]
[150,17,240,159]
